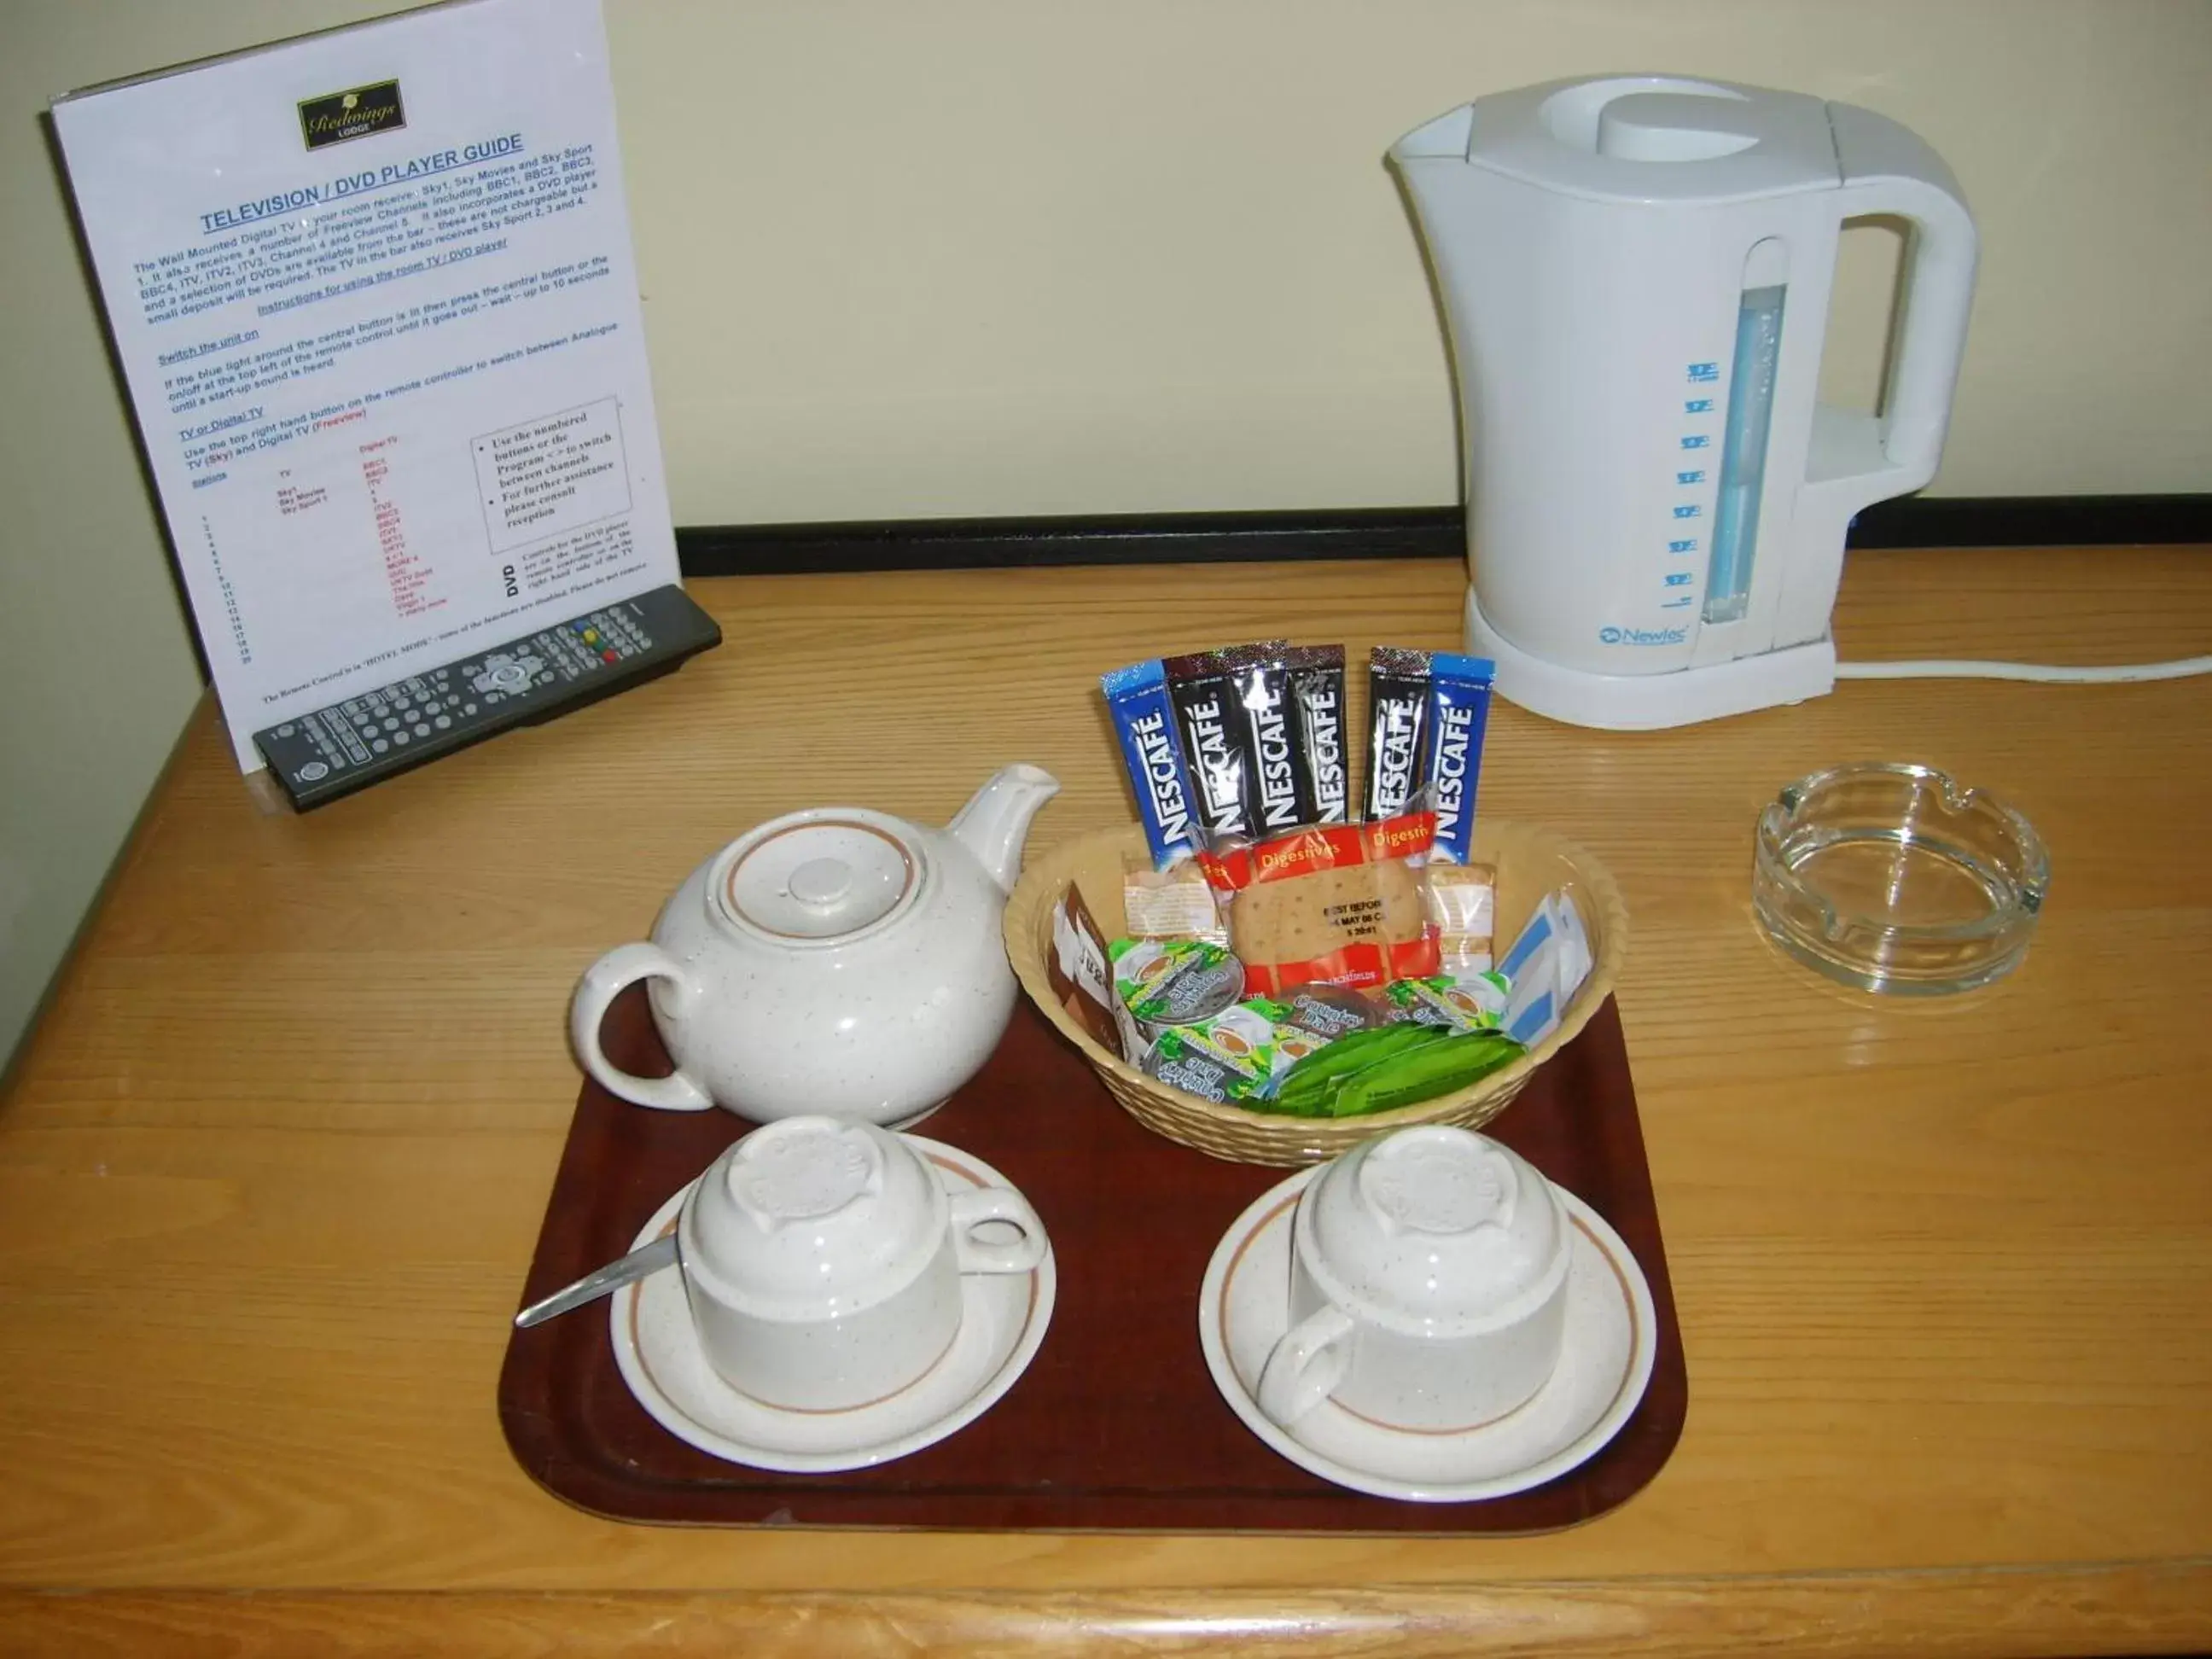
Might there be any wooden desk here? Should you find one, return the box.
[3,547,2209,1656]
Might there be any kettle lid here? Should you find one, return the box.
[1423,74,1843,204]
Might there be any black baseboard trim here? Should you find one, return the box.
[676,494,2209,578]
[1844,492,2210,549]
[678,508,1455,576]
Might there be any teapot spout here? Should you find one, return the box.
[949,764,1060,894]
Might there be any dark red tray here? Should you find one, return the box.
[499,990,1685,1533]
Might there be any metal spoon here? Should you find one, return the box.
[513,1233,678,1328]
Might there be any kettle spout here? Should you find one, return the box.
[1389,102,1476,165]
[949,764,1060,894]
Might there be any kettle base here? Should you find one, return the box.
[1465,589,1837,731]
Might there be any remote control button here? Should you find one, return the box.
[393,730,410,745]
[299,760,329,782]
[474,650,539,695]
[372,739,388,753]
[463,702,477,715]
[413,723,430,737]
[383,719,398,732]
[276,724,296,737]
[434,714,451,729]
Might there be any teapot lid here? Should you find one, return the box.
[715,817,919,940]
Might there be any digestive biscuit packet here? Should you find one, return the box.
[1228,818,1441,997]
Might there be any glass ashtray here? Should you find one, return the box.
[1752,762,2048,996]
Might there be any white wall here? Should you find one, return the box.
[614,0,2212,518]
[2,0,2207,1064]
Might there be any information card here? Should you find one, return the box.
[54,0,679,771]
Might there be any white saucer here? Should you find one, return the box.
[611,1137,1055,1474]
[1198,1164,1656,1503]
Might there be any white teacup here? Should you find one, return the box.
[1256,1126,1571,1435]
[678,1115,1045,1411]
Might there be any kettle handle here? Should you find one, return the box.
[569,943,718,1112]
[1824,102,1979,491]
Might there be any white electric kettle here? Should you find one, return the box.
[1391,75,1977,729]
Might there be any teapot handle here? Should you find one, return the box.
[569,943,717,1112]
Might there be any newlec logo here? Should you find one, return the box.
[299,81,405,151]
[1598,624,1689,647]
[1126,713,1192,848]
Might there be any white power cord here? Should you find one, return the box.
[1836,655,2212,684]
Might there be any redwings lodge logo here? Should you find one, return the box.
[299,81,405,150]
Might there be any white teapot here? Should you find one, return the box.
[569,764,1058,1126]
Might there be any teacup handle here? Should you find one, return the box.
[569,943,716,1112]
[1257,1305,1357,1428]
[948,1188,1047,1275]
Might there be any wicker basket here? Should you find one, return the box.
[1004,821,1628,1167]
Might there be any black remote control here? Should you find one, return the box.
[253,584,721,811]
